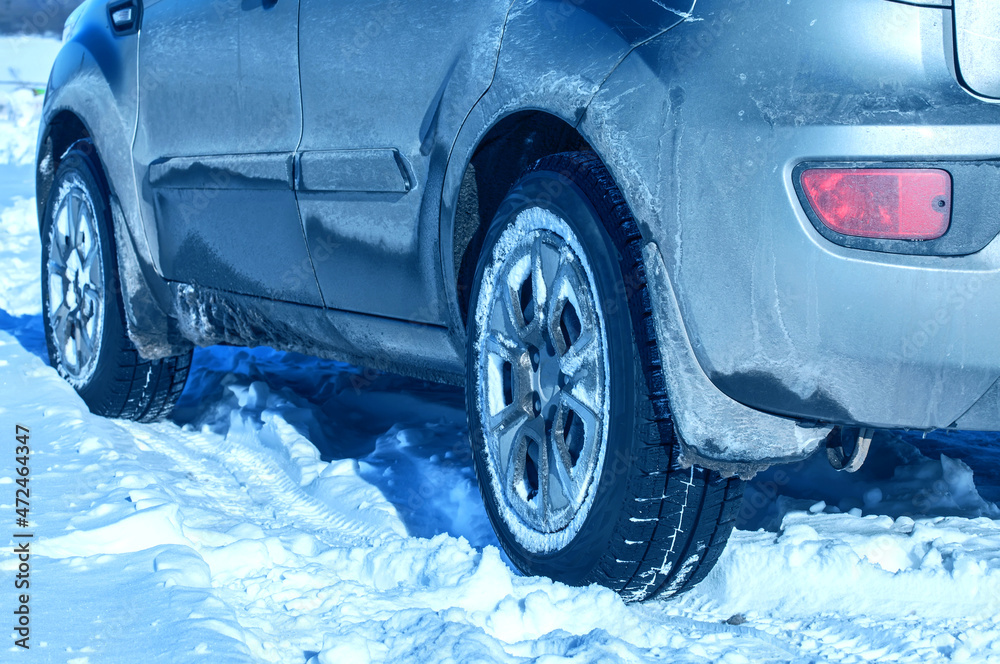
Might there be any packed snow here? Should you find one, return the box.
[4,35,1000,663]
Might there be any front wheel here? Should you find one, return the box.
[41,140,191,422]
[466,152,743,601]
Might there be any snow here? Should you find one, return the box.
[3,35,1000,663]
[0,195,40,316]
[0,34,57,167]
[0,35,52,319]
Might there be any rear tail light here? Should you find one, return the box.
[800,168,952,241]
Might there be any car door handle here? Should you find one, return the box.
[107,0,142,35]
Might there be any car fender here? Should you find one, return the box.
[580,40,830,473]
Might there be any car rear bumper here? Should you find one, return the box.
[585,0,1000,462]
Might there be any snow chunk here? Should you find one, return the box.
[40,504,192,558]
[0,197,41,316]
[153,547,212,588]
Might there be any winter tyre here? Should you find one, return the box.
[41,140,191,422]
[466,151,743,601]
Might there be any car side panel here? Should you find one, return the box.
[296,0,513,324]
[134,0,322,305]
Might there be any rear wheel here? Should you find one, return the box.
[466,151,743,601]
[41,140,191,422]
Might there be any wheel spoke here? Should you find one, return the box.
[547,249,599,358]
[530,234,548,328]
[51,206,73,270]
[49,243,69,273]
[490,404,529,467]
[561,383,600,427]
[488,402,529,437]
[82,286,101,321]
[82,241,101,288]
[54,200,70,236]
[560,330,600,385]
[505,427,529,488]
[531,406,570,519]
[79,202,101,281]
[76,315,93,360]
[69,191,82,246]
[546,263,573,354]
[552,402,577,475]
[49,270,69,306]
[483,329,522,365]
[499,282,529,341]
[557,261,600,375]
[51,302,71,342]
[539,237,561,286]
[559,391,600,474]
[549,429,580,511]
[48,257,68,280]
[562,252,590,300]
[532,424,554,525]
[505,424,542,523]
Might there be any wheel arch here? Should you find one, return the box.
[451,111,593,325]
[35,108,92,229]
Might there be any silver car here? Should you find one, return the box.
[36,0,1000,600]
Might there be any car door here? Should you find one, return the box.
[132,0,322,305]
[296,0,513,323]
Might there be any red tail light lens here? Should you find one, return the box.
[800,168,951,240]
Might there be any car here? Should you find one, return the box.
[36,0,1000,601]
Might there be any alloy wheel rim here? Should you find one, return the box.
[476,207,609,551]
[47,175,104,385]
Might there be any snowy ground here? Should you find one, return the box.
[4,36,1000,663]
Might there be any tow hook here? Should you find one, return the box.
[825,426,875,472]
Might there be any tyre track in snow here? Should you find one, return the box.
[98,413,414,662]
[124,416,399,548]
